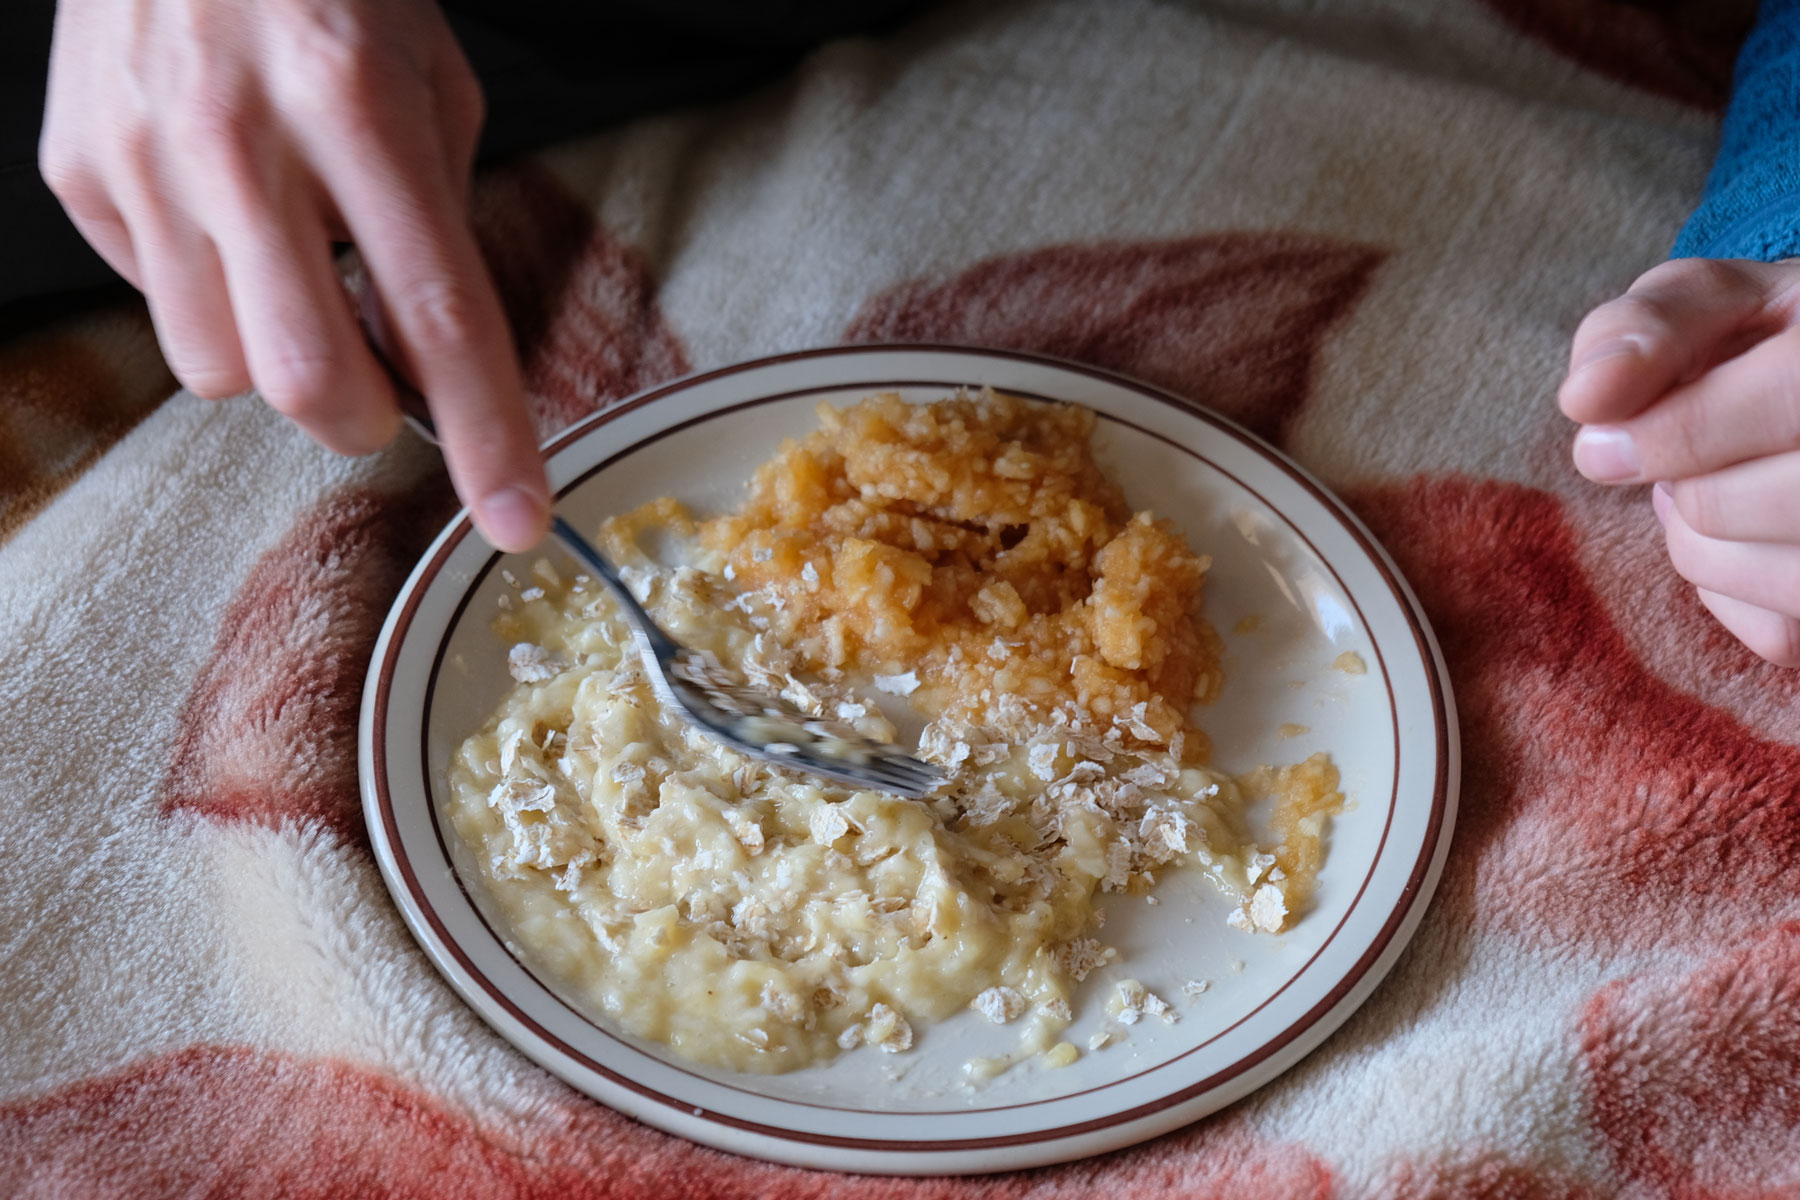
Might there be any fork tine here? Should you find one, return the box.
[885,759,941,788]
[807,752,938,798]
[870,760,943,797]
[673,670,944,797]
[857,766,918,794]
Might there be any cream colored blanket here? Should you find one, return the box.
[7,0,1796,1195]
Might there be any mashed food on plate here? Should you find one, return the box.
[446,389,1341,1075]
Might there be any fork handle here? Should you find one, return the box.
[356,301,680,669]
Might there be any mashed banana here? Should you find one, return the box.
[446,389,1341,1076]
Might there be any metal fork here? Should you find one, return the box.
[361,324,943,798]
[545,520,944,799]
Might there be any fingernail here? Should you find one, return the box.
[476,486,547,552]
[1571,338,1644,376]
[1572,426,1642,483]
[1651,481,1673,524]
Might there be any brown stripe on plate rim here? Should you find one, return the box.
[418,389,1398,1113]
[370,344,1452,1151]
[378,363,1433,1144]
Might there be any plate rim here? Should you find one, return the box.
[359,343,1459,1172]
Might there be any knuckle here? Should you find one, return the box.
[1632,258,1689,289]
[1645,398,1714,477]
[48,120,155,199]
[1723,602,1800,668]
[1636,256,1745,301]
[1573,293,1670,368]
[1661,524,1709,586]
[1671,478,1728,540]
[1753,621,1800,668]
[40,167,112,223]
[313,81,404,154]
[394,278,484,351]
[1572,296,1632,341]
[175,363,250,400]
[451,85,486,148]
[463,75,488,129]
[173,93,255,166]
[256,351,342,421]
[441,54,485,129]
[1606,292,1675,340]
[279,17,409,126]
[1770,623,1800,669]
[175,103,267,211]
[1770,333,1800,452]
[282,34,372,113]
[342,407,402,457]
[37,140,90,199]
[107,121,160,187]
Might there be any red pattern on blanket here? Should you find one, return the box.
[0,1045,1334,1200]
[1480,0,1755,109]
[1384,1157,1606,1200]
[158,487,453,843]
[846,235,1385,447]
[1582,921,1800,1195]
[1348,476,1800,950]
[473,164,691,433]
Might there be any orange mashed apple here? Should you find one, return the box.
[702,391,1219,745]
[446,388,1342,1078]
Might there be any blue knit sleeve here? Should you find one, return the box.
[1674,0,1800,261]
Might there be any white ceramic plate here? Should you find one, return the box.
[360,345,1458,1175]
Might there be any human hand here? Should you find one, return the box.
[1559,257,1800,667]
[39,0,548,551]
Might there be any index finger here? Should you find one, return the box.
[1559,258,1775,426]
[302,104,547,552]
[1587,325,1800,484]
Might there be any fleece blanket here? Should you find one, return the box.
[4,0,1795,1195]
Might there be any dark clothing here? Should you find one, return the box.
[441,1,927,160]
[0,1,926,318]
[1,4,109,310]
